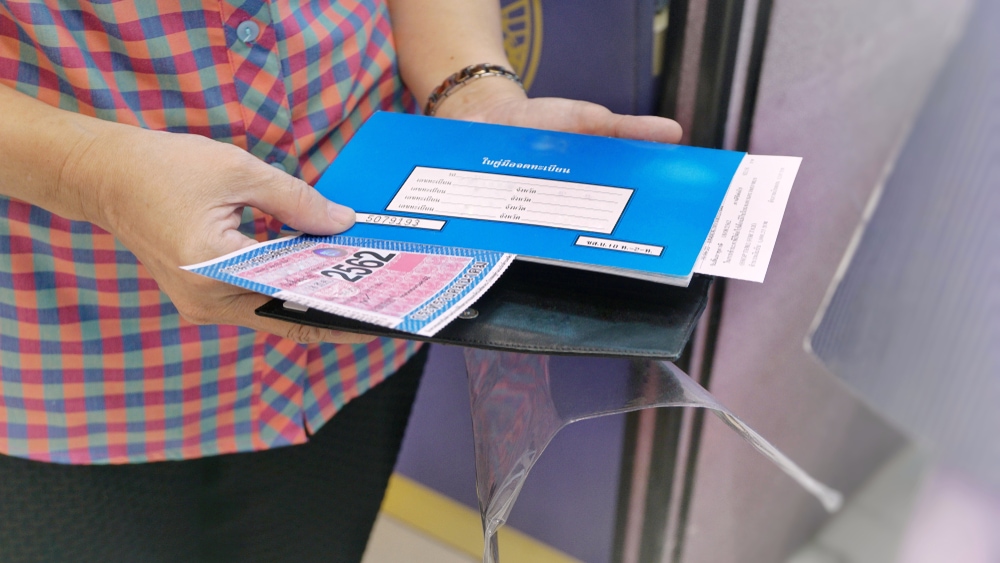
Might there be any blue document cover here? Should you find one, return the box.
[314,112,745,283]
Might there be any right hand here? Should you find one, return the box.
[66,125,375,345]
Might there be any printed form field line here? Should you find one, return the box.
[453,174,622,196]
[388,166,633,234]
[440,183,621,205]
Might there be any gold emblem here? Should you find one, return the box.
[501,0,543,91]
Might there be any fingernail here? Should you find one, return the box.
[327,202,355,227]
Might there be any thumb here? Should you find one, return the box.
[244,165,355,235]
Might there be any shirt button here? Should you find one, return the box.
[270,161,286,173]
[236,20,260,44]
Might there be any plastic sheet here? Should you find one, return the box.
[464,349,843,563]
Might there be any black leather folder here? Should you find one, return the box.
[256,261,712,361]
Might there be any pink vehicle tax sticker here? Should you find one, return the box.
[183,235,515,336]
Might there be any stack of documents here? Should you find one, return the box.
[185,113,800,336]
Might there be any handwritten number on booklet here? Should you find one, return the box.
[321,250,397,282]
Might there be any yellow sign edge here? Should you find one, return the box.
[380,473,582,563]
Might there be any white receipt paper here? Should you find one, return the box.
[694,154,802,282]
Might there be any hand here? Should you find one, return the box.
[431,75,683,143]
[67,126,375,344]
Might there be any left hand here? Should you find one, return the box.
[431,75,683,144]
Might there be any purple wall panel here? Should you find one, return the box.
[395,344,628,563]
[527,2,654,115]
[501,0,658,115]
[395,345,479,510]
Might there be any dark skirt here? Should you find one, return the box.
[0,345,428,563]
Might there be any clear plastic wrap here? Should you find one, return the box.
[464,349,843,563]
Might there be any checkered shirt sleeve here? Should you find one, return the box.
[0,0,421,463]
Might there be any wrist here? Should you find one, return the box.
[57,119,139,231]
[430,72,528,122]
[424,63,524,116]
[0,85,119,227]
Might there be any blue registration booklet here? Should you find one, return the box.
[316,112,800,286]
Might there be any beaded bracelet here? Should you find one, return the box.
[423,63,524,116]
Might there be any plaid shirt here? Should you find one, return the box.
[0,0,421,463]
